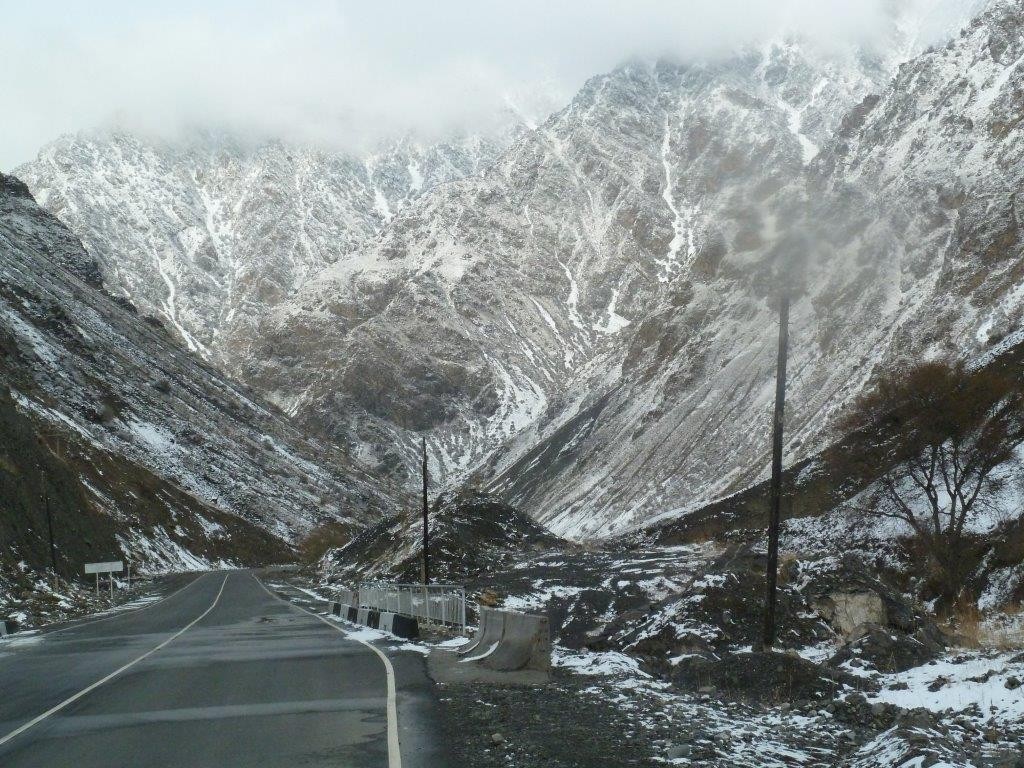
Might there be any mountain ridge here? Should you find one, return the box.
[13,0,1020,539]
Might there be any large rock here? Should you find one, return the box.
[830,623,946,673]
[807,554,935,635]
[815,590,888,638]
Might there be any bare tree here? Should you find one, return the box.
[835,361,1024,603]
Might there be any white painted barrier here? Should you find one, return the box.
[325,601,417,639]
[347,583,467,629]
[459,608,504,657]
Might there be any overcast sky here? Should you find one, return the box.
[0,0,987,170]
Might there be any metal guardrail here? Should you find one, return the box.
[338,582,467,629]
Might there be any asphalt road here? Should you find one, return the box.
[0,571,451,767]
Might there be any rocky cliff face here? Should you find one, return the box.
[14,1,1018,540]
[485,0,1024,537]
[238,37,905,491]
[15,131,509,361]
[0,172,390,575]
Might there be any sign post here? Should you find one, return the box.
[84,561,124,599]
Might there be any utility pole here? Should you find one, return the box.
[421,437,430,585]
[44,485,58,587]
[761,293,790,651]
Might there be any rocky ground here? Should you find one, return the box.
[312,492,1024,767]
[289,563,1024,767]
[436,671,659,768]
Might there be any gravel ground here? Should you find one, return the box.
[436,669,661,767]
[435,664,1024,767]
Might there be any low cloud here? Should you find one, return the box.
[1,0,986,169]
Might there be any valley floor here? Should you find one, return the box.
[309,535,1024,768]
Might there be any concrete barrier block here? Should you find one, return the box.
[459,608,495,656]
[379,612,395,633]
[460,610,507,663]
[457,607,486,655]
[390,614,419,640]
[357,607,369,626]
[367,610,380,629]
[480,610,551,672]
[347,606,358,622]
[330,601,342,617]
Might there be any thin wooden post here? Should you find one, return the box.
[421,437,430,586]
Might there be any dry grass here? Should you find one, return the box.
[945,600,1024,650]
[979,602,1024,651]
[947,600,984,648]
[297,521,353,564]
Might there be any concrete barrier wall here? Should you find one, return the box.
[458,607,489,656]
[0,619,11,636]
[390,615,418,640]
[326,602,418,640]
[460,608,506,659]
[479,610,551,672]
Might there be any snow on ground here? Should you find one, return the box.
[118,527,226,574]
[869,650,1024,724]
[271,582,332,603]
[553,646,649,678]
[503,583,586,613]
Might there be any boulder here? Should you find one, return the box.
[814,591,887,638]
[829,623,945,673]
[807,555,948,646]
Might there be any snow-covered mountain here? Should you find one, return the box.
[16,131,511,362]
[484,0,1024,537]
[0,172,391,575]
[14,0,1018,540]
[234,34,911,487]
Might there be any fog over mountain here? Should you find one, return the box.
[0,0,987,169]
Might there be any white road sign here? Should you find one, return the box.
[84,561,124,574]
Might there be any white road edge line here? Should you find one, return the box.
[0,574,229,748]
[43,572,210,638]
[251,575,402,768]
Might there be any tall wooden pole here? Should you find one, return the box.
[421,437,430,586]
[762,293,790,651]
[44,486,58,583]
